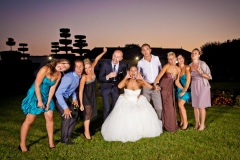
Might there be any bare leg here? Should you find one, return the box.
[83,105,92,139]
[198,108,206,131]
[44,111,55,147]
[179,111,183,126]
[194,108,200,129]
[84,120,91,139]
[20,114,36,152]
[178,99,183,126]
[178,100,188,129]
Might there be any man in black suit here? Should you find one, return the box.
[99,50,127,121]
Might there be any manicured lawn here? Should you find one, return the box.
[0,92,239,159]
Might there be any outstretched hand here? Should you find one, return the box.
[136,72,143,80]
[103,47,107,52]
[125,70,131,79]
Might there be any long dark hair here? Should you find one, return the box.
[46,59,70,76]
[176,54,186,65]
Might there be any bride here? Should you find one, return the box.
[101,66,162,142]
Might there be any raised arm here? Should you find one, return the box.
[118,70,130,89]
[92,47,107,68]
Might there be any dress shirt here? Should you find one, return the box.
[55,71,81,110]
[106,62,119,80]
[112,62,119,72]
[137,55,162,83]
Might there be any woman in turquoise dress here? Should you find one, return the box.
[175,54,191,130]
[19,59,70,152]
[79,47,107,140]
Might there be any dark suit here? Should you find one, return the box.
[99,60,127,121]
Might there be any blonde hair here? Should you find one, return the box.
[167,52,176,58]
[192,48,203,55]
[83,58,91,66]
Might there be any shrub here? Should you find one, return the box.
[211,90,234,106]
[235,95,240,106]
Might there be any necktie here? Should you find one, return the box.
[113,65,116,72]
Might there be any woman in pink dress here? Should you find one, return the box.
[189,48,212,131]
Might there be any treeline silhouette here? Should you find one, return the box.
[200,38,240,82]
[0,28,91,95]
[0,29,240,95]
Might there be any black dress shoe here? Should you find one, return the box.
[65,140,75,145]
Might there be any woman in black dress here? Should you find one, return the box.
[79,47,107,139]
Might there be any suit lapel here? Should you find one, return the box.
[106,60,113,73]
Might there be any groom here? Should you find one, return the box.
[99,49,127,121]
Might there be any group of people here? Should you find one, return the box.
[18,43,212,152]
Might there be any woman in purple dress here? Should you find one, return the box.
[189,48,212,131]
[154,52,180,132]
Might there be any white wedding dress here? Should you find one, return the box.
[101,88,162,142]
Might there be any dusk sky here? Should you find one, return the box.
[0,0,240,56]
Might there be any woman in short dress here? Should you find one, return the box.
[189,48,212,131]
[175,54,191,130]
[79,47,107,140]
[19,59,70,152]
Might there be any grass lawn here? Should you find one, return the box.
[0,89,240,159]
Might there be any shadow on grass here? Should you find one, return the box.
[27,129,61,148]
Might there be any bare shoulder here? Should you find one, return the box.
[83,74,88,78]
[185,65,191,71]
[81,74,87,80]
[176,66,181,72]
[37,65,49,77]
[163,63,170,69]
[39,65,48,72]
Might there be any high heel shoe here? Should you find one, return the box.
[181,123,189,130]
[18,145,28,152]
[178,122,183,127]
[83,133,92,140]
[49,146,56,149]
